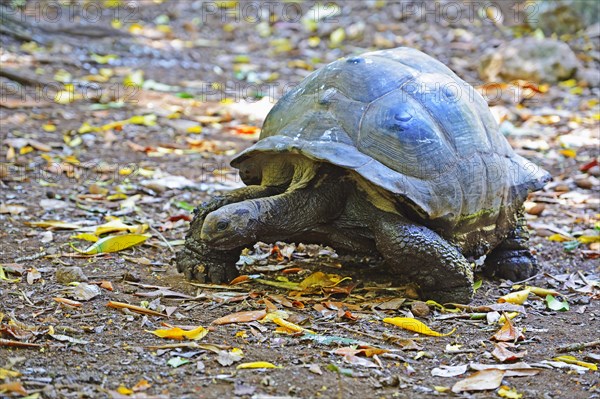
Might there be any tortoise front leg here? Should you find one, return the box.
[483,213,539,281]
[176,185,283,282]
[371,212,474,303]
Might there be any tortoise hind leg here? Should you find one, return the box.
[371,212,474,303]
[483,214,539,281]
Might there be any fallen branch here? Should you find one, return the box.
[556,340,600,353]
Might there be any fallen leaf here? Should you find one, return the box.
[212,310,267,325]
[0,381,28,396]
[498,385,523,398]
[492,342,527,362]
[383,317,455,337]
[236,361,280,369]
[451,369,505,393]
[272,317,315,335]
[167,356,189,368]
[217,348,244,366]
[491,316,524,342]
[25,220,81,230]
[430,364,468,377]
[72,233,150,255]
[545,295,569,311]
[553,355,597,371]
[498,289,530,305]
[469,362,541,377]
[53,297,83,308]
[148,326,208,341]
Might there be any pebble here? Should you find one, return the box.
[56,266,88,283]
[410,301,431,317]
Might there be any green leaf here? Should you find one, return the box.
[175,92,194,99]
[71,234,150,255]
[167,357,189,368]
[326,364,354,376]
[545,294,569,311]
[563,240,580,252]
[175,201,195,212]
[473,279,483,292]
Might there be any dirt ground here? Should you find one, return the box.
[1,1,599,398]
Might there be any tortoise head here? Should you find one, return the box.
[201,202,260,249]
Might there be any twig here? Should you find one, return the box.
[335,323,381,341]
[0,338,43,348]
[576,270,592,287]
[14,252,46,263]
[556,340,600,353]
[512,273,542,285]
[149,225,174,253]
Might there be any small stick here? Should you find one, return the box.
[106,301,167,318]
[14,252,46,262]
[149,225,174,253]
[0,338,43,348]
[556,340,600,353]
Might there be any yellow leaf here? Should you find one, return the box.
[111,19,122,29]
[25,220,81,230]
[272,317,315,335]
[236,361,280,369]
[124,70,144,87]
[186,125,203,134]
[299,271,349,289]
[90,53,118,64]
[498,289,530,305]
[0,368,21,379]
[72,233,149,255]
[128,114,156,126]
[308,36,320,47]
[523,286,560,297]
[70,233,99,242]
[149,325,208,341]
[425,300,461,313]
[329,27,346,47]
[559,79,577,88]
[383,317,455,337]
[129,23,144,34]
[433,386,451,393]
[78,122,99,134]
[497,312,519,324]
[107,193,128,201]
[498,385,523,399]
[42,123,56,132]
[570,87,583,95]
[578,235,600,244]
[559,149,577,158]
[94,219,148,235]
[548,233,570,242]
[19,146,33,155]
[553,355,597,370]
[117,385,133,395]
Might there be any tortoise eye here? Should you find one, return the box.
[216,221,229,231]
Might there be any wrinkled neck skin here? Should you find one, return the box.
[201,168,349,250]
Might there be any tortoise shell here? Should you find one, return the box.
[231,47,549,230]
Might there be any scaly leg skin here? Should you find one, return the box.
[371,212,474,303]
[175,185,283,282]
[483,213,538,282]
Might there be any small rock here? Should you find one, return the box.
[525,201,545,216]
[575,177,593,189]
[56,266,88,283]
[587,165,600,177]
[410,301,431,317]
[479,38,581,84]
